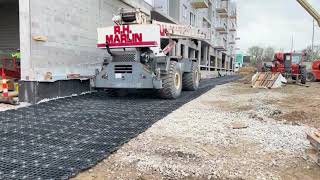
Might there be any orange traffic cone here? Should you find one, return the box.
[1,68,8,98]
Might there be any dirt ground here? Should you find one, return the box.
[73,77,320,180]
[228,78,320,129]
[272,84,320,129]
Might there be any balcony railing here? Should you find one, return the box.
[191,0,209,9]
[229,14,237,19]
[198,9,212,23]
[216,0,229,14]
[203,16,212,26]
[229,25,236,32]
[229,8,237,19]
[216,7,228,14]
[215,22,228,34]
[213,38,227,51]
[219,13,229,18]
[198,28,211,40]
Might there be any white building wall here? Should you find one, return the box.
[19,0,151,82]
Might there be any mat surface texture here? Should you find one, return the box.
[0,76,239,180]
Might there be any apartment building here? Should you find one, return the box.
[153,0,238,76]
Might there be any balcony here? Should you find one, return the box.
[219,13,229,18]
[229,27,236,32]
[229,41,236,45]
[191,0,209,9]
[216,0,229,14]
[229,9,237,19]
[214,44,227,51]
[229,14,237,19]
[214,38,227,51]
[216,7,228,14]
[203,16,212,26]
[215,23,228,34]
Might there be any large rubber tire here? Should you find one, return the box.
[182,62,200,91]
[158,61,182,99]
[307,72,316,82]
[300,67,307,84]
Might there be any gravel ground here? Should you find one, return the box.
[74,81,320,180]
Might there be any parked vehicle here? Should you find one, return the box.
[307,60,320,81]
[263,52,307,84]
[94,9,210,99]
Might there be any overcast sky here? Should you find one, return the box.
[237,0,320,52]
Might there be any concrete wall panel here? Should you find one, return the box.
[21,0,149,82]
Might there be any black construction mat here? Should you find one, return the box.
[0,76,239,180]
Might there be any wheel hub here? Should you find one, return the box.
[174,73,181,89]
[195,71,199,87]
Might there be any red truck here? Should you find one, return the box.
[264,52,307,84]
[307,60,320,81]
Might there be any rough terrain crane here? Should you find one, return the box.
[94,9,210,99]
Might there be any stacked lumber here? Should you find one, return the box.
[238,67,257,75]
[251,72,286,89]
[307,131,320,166]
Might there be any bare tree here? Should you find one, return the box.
[248,46,264,65]
[303,45,320,61]
[262,47,275,62]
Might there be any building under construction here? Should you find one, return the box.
[153,0,238,78]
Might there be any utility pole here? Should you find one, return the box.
[291,34,294,52]
[311,18,316,62]
[312,18,315,52]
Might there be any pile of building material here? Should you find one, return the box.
[238,67,257,75]
[307,131,320,166]
[252,72,287,89]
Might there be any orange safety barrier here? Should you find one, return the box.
[1,68,8,97]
